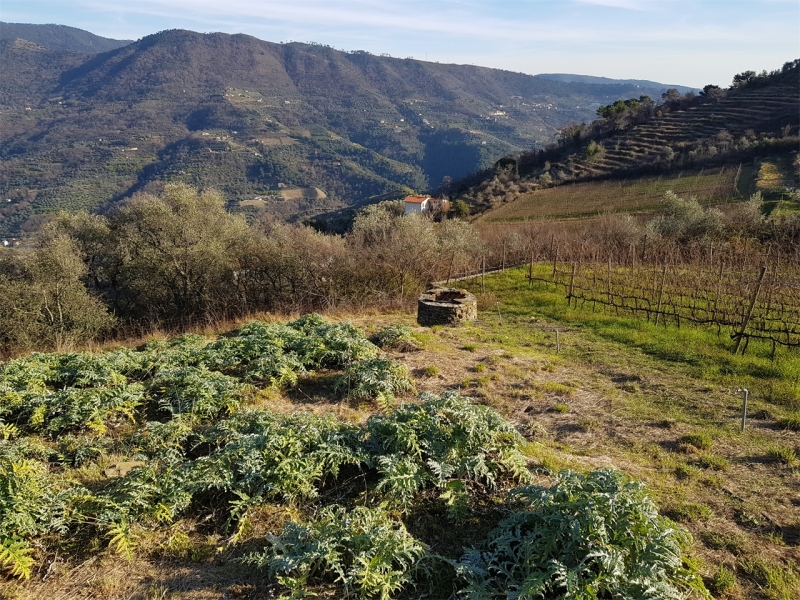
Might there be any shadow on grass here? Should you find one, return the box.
[284,371,343,405]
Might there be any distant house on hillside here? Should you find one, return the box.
[404,195,449,215]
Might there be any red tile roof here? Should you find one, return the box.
[404,195,430,203]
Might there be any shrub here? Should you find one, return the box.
[551,402,570,413]
[149,367,248,421]
[0,451,95,579]
[585,140,604,161]
[242,506,427,599]
[370,325,417,351]
[287,315,380,368]
[199,324,305,385]
[366,391,531,508]
[3,383,146,435]
[458,469,710,599]
[423,365,441,377]
[189,410,366,506]
[335,358,413,400]
[649,191,724,242]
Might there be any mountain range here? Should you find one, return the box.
[1,23,698,236]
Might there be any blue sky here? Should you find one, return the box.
[2,0,798,88]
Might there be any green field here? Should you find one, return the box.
[455,267,800,599]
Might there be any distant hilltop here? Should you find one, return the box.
[0,22,132,53]
[537,73,698,95]
[1,22,695,92]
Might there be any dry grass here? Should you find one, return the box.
[476,168,738,223]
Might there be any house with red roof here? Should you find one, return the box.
[404,195,449,216]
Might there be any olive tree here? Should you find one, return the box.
[0,235,114,353]
[109,183,251,321]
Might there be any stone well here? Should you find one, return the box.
[417,286,478,326]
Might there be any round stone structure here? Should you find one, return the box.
[417,286,478,326]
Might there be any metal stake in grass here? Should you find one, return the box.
[737,388,749,431]
[481,255,486,294]
[556,329,560,354]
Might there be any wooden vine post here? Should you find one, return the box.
[446,253,455,285]
[734,266,767,355]
[712,262,724,323]
[654,265,667,326]
[630,244,635,275]
[529,250,534,286]
[552,247,559,279]
[568,263,576,307]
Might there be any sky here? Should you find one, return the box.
[2,0,798,88]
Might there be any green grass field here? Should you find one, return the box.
[451,266,799,599]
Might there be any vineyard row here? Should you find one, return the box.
[446,239,800,357]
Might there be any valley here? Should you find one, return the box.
[1,26,699,236]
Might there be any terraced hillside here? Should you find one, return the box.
[548,70,799,182]
[455,63,799,223]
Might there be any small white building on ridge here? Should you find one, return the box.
[404,195,449,215]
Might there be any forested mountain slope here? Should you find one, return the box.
[537,73,696,94]
[0,22,132,53]
[1,27,693,235]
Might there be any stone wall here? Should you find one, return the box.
[417,286,478,326]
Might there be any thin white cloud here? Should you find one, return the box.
[75,0,776,45]
[79,0,583,42]
[575,0,653,9]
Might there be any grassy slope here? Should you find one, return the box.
[451,268,800,600]
[758,154,800,217]
[6,268,800,599]
[475,167,739,223]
